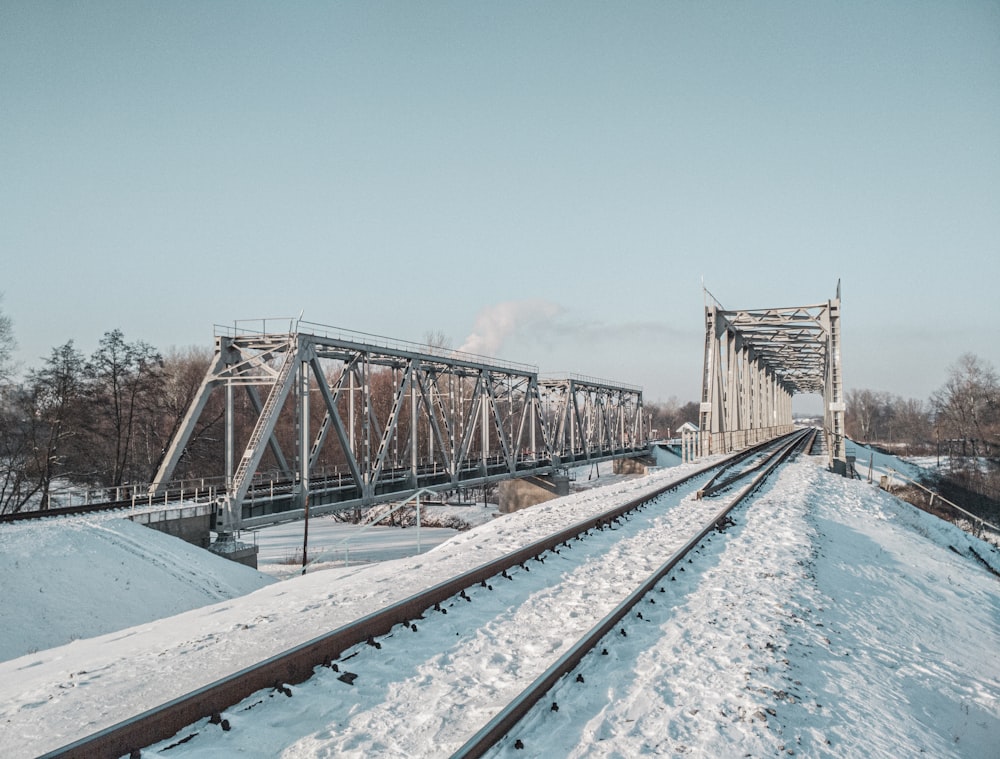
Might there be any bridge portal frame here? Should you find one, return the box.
[698,286,845,471]
[151,320,646,530]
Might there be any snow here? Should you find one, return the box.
[849,443,1000,547]
[0,517,274,662]
[250,509,489,580]
[509,460,1000,758]
[1,456,998,758]
[849,441,930,482]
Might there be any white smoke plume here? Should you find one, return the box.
[457,300,563,357]
[454,300,695,399]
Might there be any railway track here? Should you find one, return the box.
[454,428,812,758]
[40,430,814,759]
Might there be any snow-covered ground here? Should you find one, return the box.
[851,442,996,486]
[510,458,1000,758]
[0,503,489,661]
[1,454,998,758]
[850,442,1000,546]
[848,441,931,483]
[250,507,489,580]
[0,517,275,662]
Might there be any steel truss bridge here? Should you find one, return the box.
[698,284,847,473]
[150,320,647,530]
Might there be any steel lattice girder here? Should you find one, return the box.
[699,289,845,470]
[150,322,646,529]
[716,305,831,394]
[539,375,645,460]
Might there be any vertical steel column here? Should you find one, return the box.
[725,331,737,437]
[481,381,489,466]
[222,376,235,533]
[569,380,577,454]
[699,306,717,457]
[619,392,625,449]
[225,379,234,494]
[738,347,749,443]
[410,366,419,481]
[768,373,775,437]
[299,359,310,510]
[757,363,766,431]
[530,387,537,454]
[362,356,372,502]
[349,370,356,455]
[427,374,435,467]
[823,292,846,471]
[298,357,311,571]
[450,375,458,478]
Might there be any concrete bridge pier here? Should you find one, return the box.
[498,474,570,513]
[127,503,213,548]
[127,503,260,569]
[613,455,654,475]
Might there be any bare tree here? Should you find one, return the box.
[26,342,88,507]
[676,401,700,427]
[846,388,888,442]
[86,329,164,486]
[931,353,999,458]
[423,330,453,352]
[890,397,931,452]
[0,296,27,511]
[0,388,33,513]
[642,398,699,439]
[0,294,15,387]
[0,342,88,513]
[150,346,224,480]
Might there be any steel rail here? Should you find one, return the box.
[37,432,804,759]
[693,441,775,499]
[37,456,730,758]
[696,428,813,499]
[450,428,812,758]
[0,500,136,522]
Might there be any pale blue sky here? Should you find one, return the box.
[2,1,998,408]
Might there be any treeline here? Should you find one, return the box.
[845,353,1000,457]
[0,324,220,514]
[845,352,1000,509]
[644,398,700,440]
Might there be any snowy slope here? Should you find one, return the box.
[0,516,275,662]
[850,440,934,482]
[1,458,998,758]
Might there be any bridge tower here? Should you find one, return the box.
[698,284,846,472]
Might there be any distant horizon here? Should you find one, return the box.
[3,304,984,415]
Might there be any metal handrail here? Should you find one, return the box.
[539,372,643,393]
[883,467,1000,539]
[213,318,539,374]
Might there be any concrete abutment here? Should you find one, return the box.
[498,474,570,513]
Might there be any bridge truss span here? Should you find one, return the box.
[151,323,647,530]
[540,374,645,465]
[699,284,846,472]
